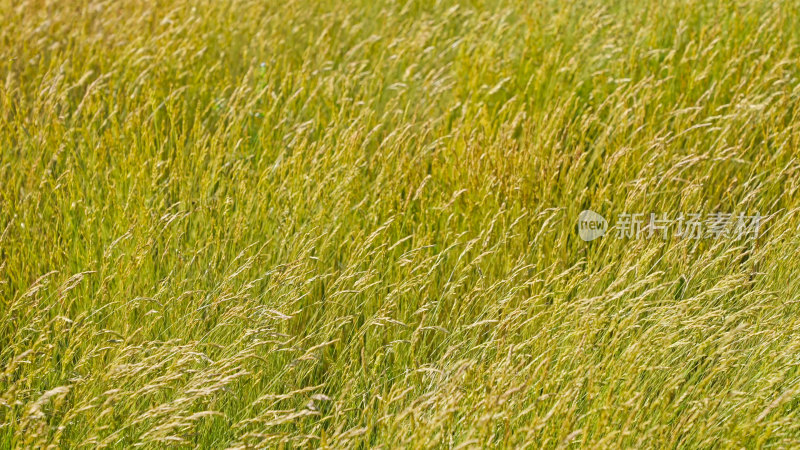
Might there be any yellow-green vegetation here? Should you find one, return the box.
[3,0,800,447]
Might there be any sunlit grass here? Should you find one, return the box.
[2,0,800,447]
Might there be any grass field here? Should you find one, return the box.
[3,0,800,447]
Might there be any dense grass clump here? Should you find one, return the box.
[2,0,800,447]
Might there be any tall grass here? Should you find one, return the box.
[2,0,800,447]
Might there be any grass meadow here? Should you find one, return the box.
[3,0,800,447]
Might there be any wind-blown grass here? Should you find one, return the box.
[2,0,800,447]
